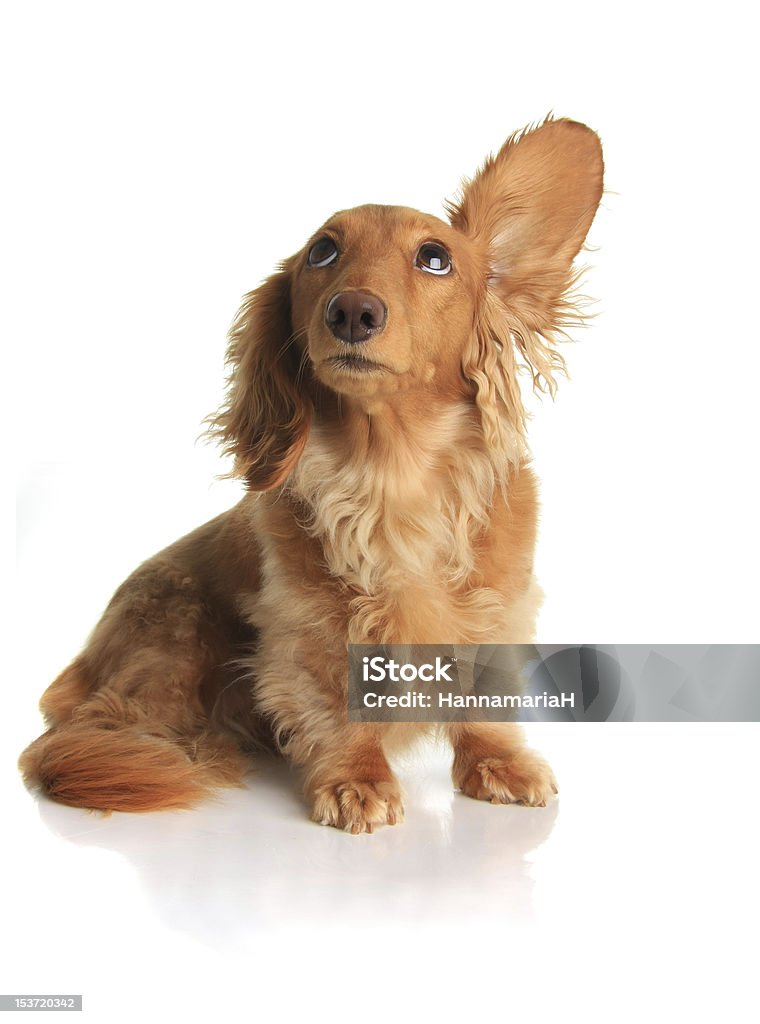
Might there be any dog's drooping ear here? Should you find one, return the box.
[210,261,312,491]
[451,118,603,462]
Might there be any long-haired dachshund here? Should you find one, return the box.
[20,118,603,833]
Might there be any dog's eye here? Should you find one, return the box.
[307,237,339,268]
[416,242,452,275]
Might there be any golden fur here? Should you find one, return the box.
[20,117,603,833]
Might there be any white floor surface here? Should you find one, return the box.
[2,725,758,1023]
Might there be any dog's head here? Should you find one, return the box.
[212,118,603,490]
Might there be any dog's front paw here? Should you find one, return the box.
[458,751,558,807]
[311,780,404,834]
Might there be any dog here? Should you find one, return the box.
[20,117,603,833]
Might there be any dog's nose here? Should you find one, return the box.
[325,291,387,344]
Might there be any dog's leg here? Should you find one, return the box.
[304,726,405,834]
[254,656,403,831]
[20,508,261,812]
[449,723,557,807]
[19,565,252,812]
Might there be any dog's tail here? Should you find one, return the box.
[19,663,251,813]
[18,722,249,812]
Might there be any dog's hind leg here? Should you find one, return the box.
[20,525,261,812]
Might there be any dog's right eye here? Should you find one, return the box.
[307,237,339,268]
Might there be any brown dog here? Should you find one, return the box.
[20,118,603,833]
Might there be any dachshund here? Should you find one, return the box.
[20,117,604,833]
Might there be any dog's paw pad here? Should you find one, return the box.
[460,752,557,807]
[311,780,404,834]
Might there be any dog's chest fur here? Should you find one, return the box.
[253,408,522,645]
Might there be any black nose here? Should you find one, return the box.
[325,291,387,345]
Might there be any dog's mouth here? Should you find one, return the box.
[326,354,385,374]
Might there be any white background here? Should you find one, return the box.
[5,2,759,1022]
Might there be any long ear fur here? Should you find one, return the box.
[450,117,604,461]
[209,260,312,491]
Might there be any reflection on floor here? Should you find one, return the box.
[34,741,556,943]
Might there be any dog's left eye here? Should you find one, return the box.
[307,237,339,268]
[416,242,452,275]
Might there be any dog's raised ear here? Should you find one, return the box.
[210,259,312,491]
[450,118,603,464]
[450,117,603,339]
